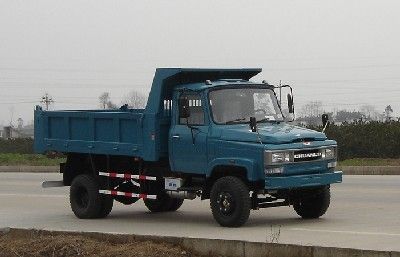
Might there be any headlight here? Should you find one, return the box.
[272,152,291,163]
[265,151,292,165]
[321,147,336,159]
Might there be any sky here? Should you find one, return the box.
[0,0,399,125]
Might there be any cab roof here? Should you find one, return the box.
[174,79,260,91]
[146,68,263,114]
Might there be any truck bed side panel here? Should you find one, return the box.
[34,109,146,158]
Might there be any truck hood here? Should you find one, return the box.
[219,123,327,144]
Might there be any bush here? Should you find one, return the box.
[0,138,34,154]
[309,121,400,160]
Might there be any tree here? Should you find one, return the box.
[106,101,117,109]
[17,118,24,129]
[297,101,324,125]
[8,106,15,126]
[99,92,118,109]
[300,101,323,118]
[99,92,111,109]
[360,104,378,120]
[122,90,147,108]
[335,110,363,123]
[384,105,393,122]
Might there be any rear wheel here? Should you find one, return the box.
[293,186,330,219]
[96,195,114,218]
[167,198,184,211]
[70,174,102,219]
[144,192,172,212]
[210,176,251,227]
[144,193,184,212]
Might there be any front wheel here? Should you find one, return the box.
[293,186,330,219]
[210,176,251,227]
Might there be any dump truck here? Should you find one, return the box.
[34,68,342,227]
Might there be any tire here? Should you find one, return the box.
[210,176,251,227]
[293,186,331,219]
[96,195,114,218]
[167,198,184,212]
[70,174,102,219]
[144,192,174,212]
[113,181,139,205]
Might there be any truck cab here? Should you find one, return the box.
[169,79,340,188]
[35,68,342,227]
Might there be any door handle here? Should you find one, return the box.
[172,135,180,139]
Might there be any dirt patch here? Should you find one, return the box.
[0,229,206,257]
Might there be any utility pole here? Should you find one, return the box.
[41,93,54,110]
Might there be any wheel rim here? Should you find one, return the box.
[216,192,235,215]
[75,187,89,209]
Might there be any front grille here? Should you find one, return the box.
[293,149,322,162]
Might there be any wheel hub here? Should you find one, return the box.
[217,192,234,214]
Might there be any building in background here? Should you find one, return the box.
[1,125,34,139]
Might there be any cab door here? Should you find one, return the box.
[170,92,208,174]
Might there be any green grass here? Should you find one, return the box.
[339,158,400,166]
[0,153,65,166]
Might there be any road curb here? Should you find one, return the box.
[6,228,399,257]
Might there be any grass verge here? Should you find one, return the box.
[0,153,65,166]
[339,158,400,166]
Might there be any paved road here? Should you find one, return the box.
[1,173,399,251]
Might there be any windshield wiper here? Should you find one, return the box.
[225,118,249,124]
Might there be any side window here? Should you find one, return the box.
[179,93,205,125]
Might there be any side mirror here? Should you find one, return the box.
[287,94,294,113]
[178,97,190,119]
[322,114,329,128]
[249,117,257,132]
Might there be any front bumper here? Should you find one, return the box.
[265,171,342,190]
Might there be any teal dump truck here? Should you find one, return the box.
[35,68,342,227]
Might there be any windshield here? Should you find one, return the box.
[209,87,283,124]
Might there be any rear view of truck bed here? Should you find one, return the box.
[34,107,147,158]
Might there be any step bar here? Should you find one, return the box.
[98,172,156,181]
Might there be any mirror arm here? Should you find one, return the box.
[322,121,329,133]
[321,114,329,133]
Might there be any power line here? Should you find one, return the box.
[40,93,54,110]
[0,101,38,105]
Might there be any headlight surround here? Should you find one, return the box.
[272,152,291,163]
[265,151,293,166]
[321,147,336,160]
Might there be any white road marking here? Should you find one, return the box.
[0,193,66,198]
[289,228,400,237]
